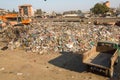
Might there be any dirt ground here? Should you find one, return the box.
[0,49,119,80]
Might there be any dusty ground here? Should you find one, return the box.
[0,49,119,80]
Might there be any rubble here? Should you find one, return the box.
[17,72,23,76]
[115,21,120,27]
[0,67,5,71]
[0,21,120,53]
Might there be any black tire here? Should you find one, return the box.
[86,65,91,72]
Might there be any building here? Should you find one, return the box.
[0,8,7,15]
[104,1,110,8]
[18,4,34,17]
[63,14,82,18]
[63,10,84,18]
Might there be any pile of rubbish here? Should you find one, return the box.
[0,21,120,53]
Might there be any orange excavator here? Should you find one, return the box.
[21,17,32,25]
[0,13,32,26]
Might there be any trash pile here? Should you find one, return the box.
[0,21,120,53]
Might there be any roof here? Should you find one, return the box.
[0,8,4,10]
[19,4,32,7]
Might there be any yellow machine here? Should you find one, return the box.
[0,13,32,25]
[21,18,32,25]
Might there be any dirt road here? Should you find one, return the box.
[0,49,118,80]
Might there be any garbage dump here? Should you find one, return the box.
[0,21,120,53]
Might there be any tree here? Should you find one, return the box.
[7,9,18,14]
[12,9,17,13]
[77,10,82,14]
[118,4,120,10]
[91,3,109,15]
[35,9,42,16]
[116,5,120,15]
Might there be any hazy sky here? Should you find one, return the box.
[0,0,120,12]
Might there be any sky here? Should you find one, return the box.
[0,0,120,13]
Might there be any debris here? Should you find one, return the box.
[0,21,120,53]
[71,76,75,78]
[0,67,5,71]
[103,22,115,26]
[115,21,120,26]
[17,73,23,76]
